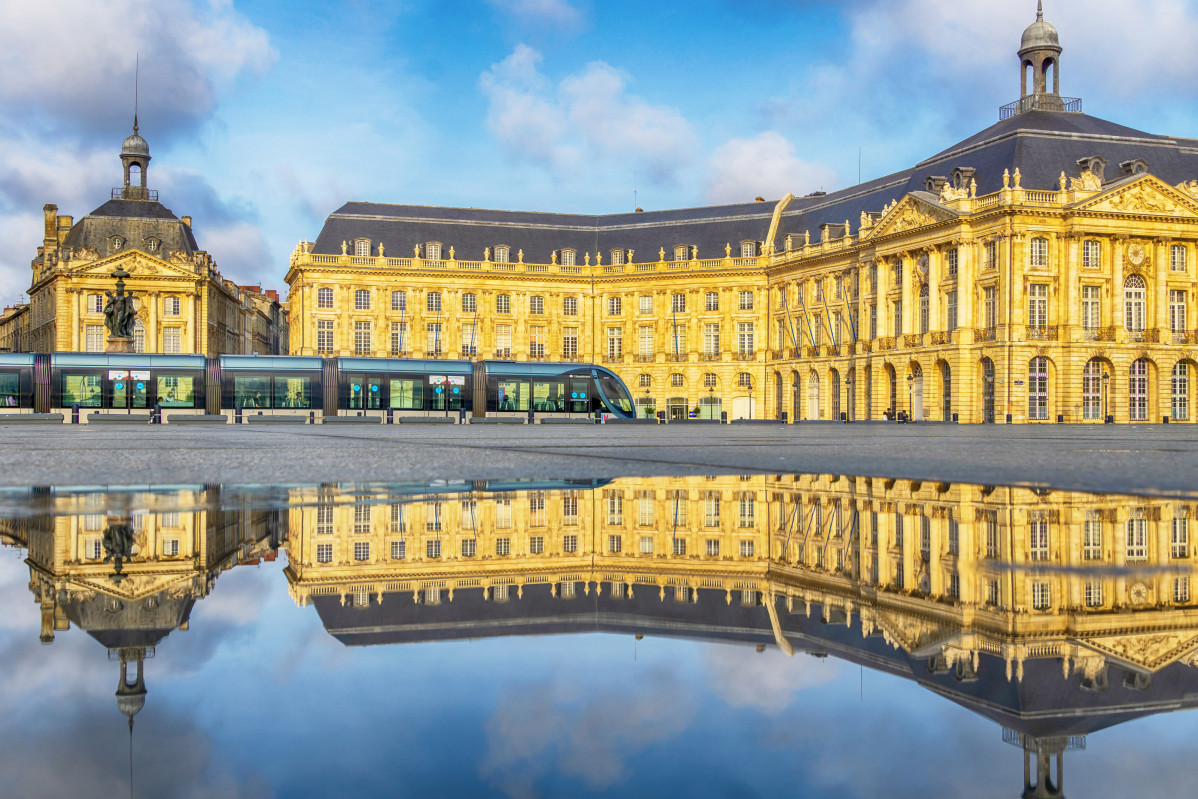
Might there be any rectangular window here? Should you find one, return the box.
[1171,290,1187,333]
[741,241,756,258]
[422,323,440,355]
[426,292,441,312]
[560,250,575,266]
[461,293,476,313]
[495,496,512,529]
[608,296,622,315]
[1031,581,1051,610]
[353,541,370,561]
[869,304,877,339]
[426,540,441,558]
[391,540,406,559]
[706,539,720,557]
[671,293,686,313]
[704,292,719,312]
[703,323,719,356]
[639,535,653,554]
[496,294,511,314]
[317,287,334,308]
[1030,237,1048,267]
[163,296,181,316]
[637,295,653,315]
[608,535,622,554]
[606,327,622,358]
[459,323,476,356]
[984,511,999,558]
[425,243,441,260]
[737,323,754,355]
[85,325,105,352]
[563,296,578,316]
[528,295,544,315]
[389,322,406,356]
[1029,514,1049,561]
[739,291,754,311]
[918,292,928,334]
[529,325,546,357]
[636,491,654,526]
[610,249,624,265]
[563,492,579,525]
[1082,285,1101,330]
[675,245,688,262]
[563,534,578,553]
[946,291,957,331]
[316,505,333,535]
[1172,244,1187,273]
[1085,580,1103,607]
[162,328,181,354]
[354,290,371,310]
[392,290,407,312]
[1172,508,1189,558]
[426,502,442,532]
[529,492,545,527]
[638,326,654,357]
[704,493,720,527]
[945,248,958,277]
[562,328,578,359]
[353,321,371,355]
[983,287,996,329]
[316,543,332,563]
[496,538,511,556]
[892,301,902,338]
[1175,577,1191,602]
[1028,284,1048,329]
[1126,509,1148,562]
[606,491,623,525]
[1084,511,1103,560]
[86,293,104,313]
[353,502,371,534]
[738,495,755,528]
[673,537,687,555]
[669,323,686,355]
[390,503,405,533]
[530,536,545,555]
[986,578,999,605]
[162,538,179,557]
[1083,240,1100,269]
[495,324,511,357]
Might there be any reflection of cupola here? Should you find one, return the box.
[119,117,154,202]
[1001,3,1081,118]
[116,646,148,723]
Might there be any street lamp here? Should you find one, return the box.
[906,374,914,422]
[708,385,715,420]
[644,386,651,418]
[845,376,854,422]
[1102,371,1110,423]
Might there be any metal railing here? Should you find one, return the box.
[999,95,1082,119]
[1025,325,1058,341]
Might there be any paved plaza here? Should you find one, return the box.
[1,421,1195,496]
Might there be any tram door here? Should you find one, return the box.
[981,358,995,423]
[110,370,149,409]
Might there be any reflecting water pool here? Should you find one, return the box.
[2,476,1196,798]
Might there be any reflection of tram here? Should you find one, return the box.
[0,353,636,422]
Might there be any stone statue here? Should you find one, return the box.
[102,521,137,583]
[103,289,136,338]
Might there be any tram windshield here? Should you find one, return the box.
[596,374,634,415]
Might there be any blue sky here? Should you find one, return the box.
[4,0,1198,305]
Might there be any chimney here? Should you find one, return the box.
[43,204,57,243]
[181,216,192,228]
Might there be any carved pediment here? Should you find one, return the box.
[873,609,958,654]
[1073,175,1198,217]
[866,195,958,240]
[1079,631,1198,671]
[66,252,197,280]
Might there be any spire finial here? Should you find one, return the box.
[133,53,139,135]
[1037,0,1043,21]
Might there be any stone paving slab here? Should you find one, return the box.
[0,422,1195,497]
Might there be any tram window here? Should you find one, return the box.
[567,379,589,412]
[111,371,149,409]
[389,379,424,410]
[157,376,196,408]
[346,375,382,410]
[597,375,633,414]
[63,374,102,407]
[429,375,465,412]
[496,380,529,412]
[275,377,312,409]
[531,381,566,412]
[235,376,272,409]
[0,373,20,407]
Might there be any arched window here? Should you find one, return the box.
[638,374,652,388]
[1172,362,1189,421]
[703,373,717,388]
[494,245,510,263]
[1082,360,1104,420]
[1129,358,1149,421]
[1125,275,1147,333]
[736,372,752,388]
[670,373,684,388]
[1028,357,1049,420]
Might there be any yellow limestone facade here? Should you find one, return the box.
[285,9,1198,423]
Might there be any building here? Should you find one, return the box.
[281,473,1198,797]
[286,8,1198,422]
[13,119,286,355]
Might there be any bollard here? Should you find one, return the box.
[1163,415,1171,423]
[528,408,535,425]
[235,404,242,424]
[951,412,959,423]
[459,407,467,424]
[71,403,79,424]
[781,411,788,424]
[657,410,665,424]
[1005,413,1013,424]
[594,410,603,425]
[1057,414,1064,423]
[309,411,315,424]
[387,408,394,425]
[1105,414,1114,424]
[153,403,162,424]
[840,412,847,423]
[720,410,728,424]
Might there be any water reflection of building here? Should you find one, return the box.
[1,487,283,725]
[284,476,1198,799]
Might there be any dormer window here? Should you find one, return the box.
[610,249,625,265]
[494,245,510,263]
[560,249,576,266]
[425,242,442,260]
[354,239,371,257]
[740,241,757,258]
[674,245,688,262]
[144,237,160,253]
[111,236,124,252]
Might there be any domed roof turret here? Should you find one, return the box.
[121,129,150,158]
[1020,2,1061,55]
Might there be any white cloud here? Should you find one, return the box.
[480,45,698,185]
[702,641,841,712]
[487,0,584,28]
[705,131,838,204]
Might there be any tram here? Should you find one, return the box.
[0,353,637,423]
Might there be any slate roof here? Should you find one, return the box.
[63,198,200,256]
[311,108,1198,264]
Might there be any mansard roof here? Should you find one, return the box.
[309,109,1198,264]
[63,198,200,256]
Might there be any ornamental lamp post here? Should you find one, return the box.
[708,385,715,420]
[1102,372,1110,423]
[906,374,914,422]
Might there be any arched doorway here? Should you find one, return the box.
[808,370,820,420]
[1129,358,1149,421]
[830,369,841,420]
[846,367,856,421]
[667,396,687,420]
[981,357,995,423]
[791,370,801,421]
[885,363,897,418]
[774,372,783,419]
[1172,361,1192,421]
[1028,356,1049,420]
[910,363,924,420]
[1082,359,1106,421]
